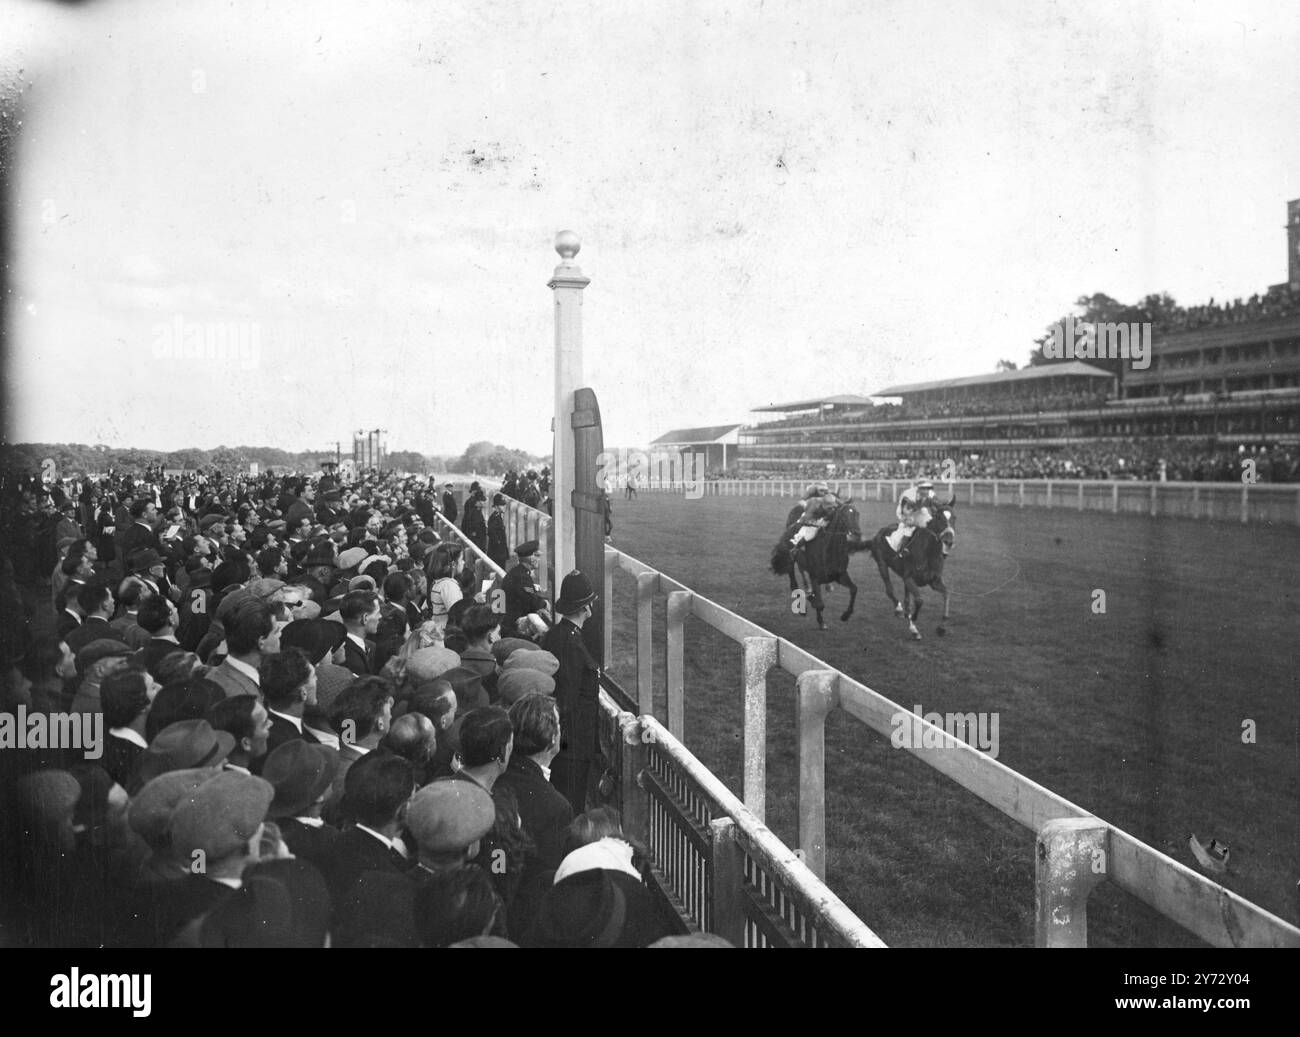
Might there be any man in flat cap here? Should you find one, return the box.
[147,770,275,944]
[406,779,496,878]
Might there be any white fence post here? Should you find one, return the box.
[1036,818,1110,948]
[741,636,778,822]
[796,670,838,882]
[603,546,615,666]
[635,572,656,715]
[665,591,692,741]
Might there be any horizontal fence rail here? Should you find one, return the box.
[503,494,1300,947]
[638,477,1300,526]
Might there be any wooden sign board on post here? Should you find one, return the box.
[571,386,606,666]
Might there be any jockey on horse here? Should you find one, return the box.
[884,479,942,555]
[787,483,843,554]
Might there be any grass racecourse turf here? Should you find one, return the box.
[601,489,1300,947]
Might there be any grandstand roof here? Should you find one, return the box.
[751,394,875,413]
[650,424,743,445]
[875,362,1114,396]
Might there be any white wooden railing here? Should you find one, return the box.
[637,478,1300,526]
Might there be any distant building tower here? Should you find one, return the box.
[1289,198,1300,291]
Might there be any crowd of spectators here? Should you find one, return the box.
[0,463,712,948]
[710,441,1299,484]
[753,388,1120,430]
[1155,284,1300,332]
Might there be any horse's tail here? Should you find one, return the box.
[846,536,874,556]
[771,542,795,576]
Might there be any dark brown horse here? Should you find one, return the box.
[770,501,862,630]
[854,503,956,639]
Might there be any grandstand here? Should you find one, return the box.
[735,200,1300,481]
[649,424,743,471]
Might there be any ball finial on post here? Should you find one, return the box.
[555,230,582,263]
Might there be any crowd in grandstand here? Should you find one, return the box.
[1155,284,1300,331]
[756,389,1116,429]
[0,462,707,948]
[709,440,1299,483]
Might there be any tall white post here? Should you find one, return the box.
[549,231,590,588]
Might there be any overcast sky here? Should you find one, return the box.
[2,0,1298,457]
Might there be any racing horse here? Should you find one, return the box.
[854,503,956,640]
[770,499,863,630]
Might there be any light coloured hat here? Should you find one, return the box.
[496,668,555,705]
[503,650,560,677]
[406,780,495,855]
[337,547,368,571]
[169,771,275,862]
[246,577,286,600]
[128,767,217,847]
[406,646,461,684]
[491,637,534,665]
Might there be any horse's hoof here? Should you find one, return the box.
[910,631,922,641]
[936,625,946,637]
[840,612,852,623]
